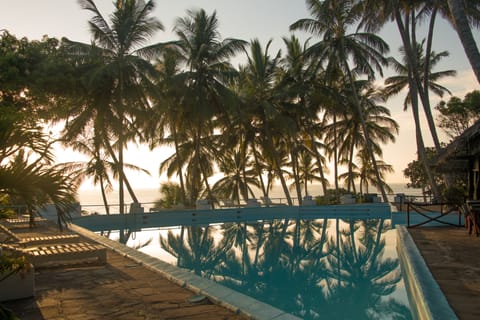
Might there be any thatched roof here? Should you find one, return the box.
[435,120,480,172]
[437,120,480,161]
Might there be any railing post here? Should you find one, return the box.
[407,202,410,227]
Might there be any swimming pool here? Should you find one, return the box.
[74,204,413,319]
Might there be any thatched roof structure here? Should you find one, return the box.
[436,119,480,172]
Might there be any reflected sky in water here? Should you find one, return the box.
[102,218,412,320]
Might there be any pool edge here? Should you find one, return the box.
[396,225,458,320]
[69,223,301,320]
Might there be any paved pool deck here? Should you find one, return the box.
[407,226,480,320]
[1,223,252,320]
[2,220,480,319]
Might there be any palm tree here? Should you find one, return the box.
[385,42,457,109]
[172,8,246,205]
[291,0,391,201]
[326,80,398,193]
[238,39,294,205]
[279,35,330,197]
[61,134,149,214]
[146,47,189,206]
[211,148,260,205]
[359,0,479,200]
[227,81,273,202]
[348,149,394,195]
[447,0,480,83]
[0,110,78,229]
[384,42,455,199]
[294,149,325,197]
[65,135,114,214]
[61,0,164,214]
[159,134,216,204]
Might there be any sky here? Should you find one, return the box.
[1,0,479,190]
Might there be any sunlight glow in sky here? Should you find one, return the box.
[1,0,479,189]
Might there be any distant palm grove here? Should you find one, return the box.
[1,0,480,219]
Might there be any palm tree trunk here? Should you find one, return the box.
[347,138,356,193]
[447,0,480,83]
[290,147,303,205]
[344,64,388,202]
[199,160,214,208]
[421,7,442,151]
[172,124,187,206]
[103,136,140,205]
[394,5,442,152]
[240,141,249,201]
[394,5,442,200]
[333,113,339,194]
[191,127,202,205]
[251,143,269,201]
[409,9,442,152]
[100,178,110,215]
[274,155,293,206]
[308,131,328,195]
[410,82,442,200]
[304,174,308,196]
[118,131,125,215]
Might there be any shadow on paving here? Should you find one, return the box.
[3,249,247,320]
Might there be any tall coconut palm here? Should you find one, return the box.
[238,39,294,205]
[325,80,398,193]
[61,0,164,214]
[65,134,114,214]
[344,149,394,195]
[146,47,189,205]
[159,133,217,203]
[447,0,480,83]
[293,149,325,197]
[62,134,149,214]
[211,148,260,205]
[291,0,391,201]
[172,9,246,205]
[385,42,457,109]
[279,35,330,197]
[359,0,480,200]
[228,72,272,202]
[384,42,455,198]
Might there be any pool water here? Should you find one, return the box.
[101,218,412,319]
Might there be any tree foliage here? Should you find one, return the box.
[0,32,78,227]
[403,148,444,199]
[436,90,480,139]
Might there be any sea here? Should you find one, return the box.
[77,183,423,215]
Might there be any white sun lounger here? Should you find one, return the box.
[1,242,107,268]
[0,223,80,246]
[2,217,48,229]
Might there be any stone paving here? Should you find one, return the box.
[1,224,248,320]
[408,227,480,320]
[4,250,249,319]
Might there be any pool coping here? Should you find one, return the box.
[396,225,458,320]
[69,223,301,320]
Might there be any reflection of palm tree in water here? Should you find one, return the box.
[159,226,229,277]
[324,219,411,320]
[157,219,411,319]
